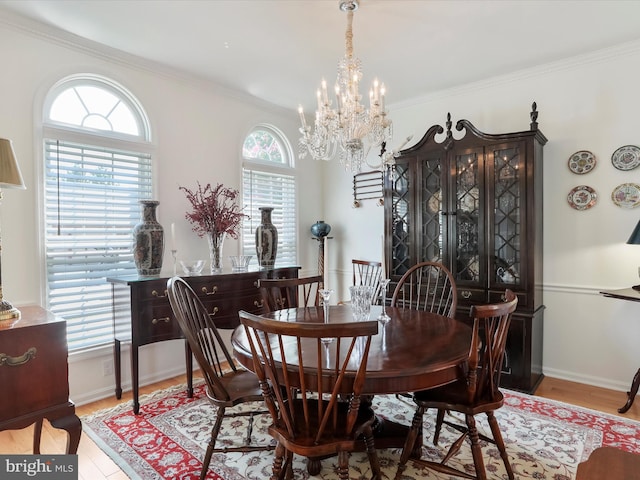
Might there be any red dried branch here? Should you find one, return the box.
[179,182,248,239]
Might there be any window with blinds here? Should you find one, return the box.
[242,126,297,266]
[43,75,152,352]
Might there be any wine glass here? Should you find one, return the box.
[319,289,334,344]
[377,279,391,325]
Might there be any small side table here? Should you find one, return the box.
[0,305,81,453]
[576,447,640,480]
[600,287,640,414]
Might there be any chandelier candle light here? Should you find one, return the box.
[298,0,393,174]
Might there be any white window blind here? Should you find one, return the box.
[242,169,297,266]
[44,139,152,351]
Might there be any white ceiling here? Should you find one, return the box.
[2,0,640,113]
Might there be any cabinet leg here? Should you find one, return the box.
[50,414,82,454]
[32,419,43,454]
[185,340,193,398]
[114,339,122,399]
[131,345,140,415]
[618,367,640,413]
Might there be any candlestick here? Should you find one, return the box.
[171,223,176,251]
[171,249,178,276]
[381,235,386,279]
[324,237,329,290]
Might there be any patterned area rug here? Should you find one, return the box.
[82,382,640,480]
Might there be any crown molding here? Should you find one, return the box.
[0,8,293,117]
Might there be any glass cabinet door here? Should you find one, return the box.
[390,162,411,277]
[491,144,523,288]
[453,148,482,285]
[419,155,444,265]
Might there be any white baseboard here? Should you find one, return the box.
[72,364,193,407]
[542,367,630,394]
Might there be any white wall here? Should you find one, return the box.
[0,15,324,405]
[325,40,640,392]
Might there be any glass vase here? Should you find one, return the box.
[207,232,226,274]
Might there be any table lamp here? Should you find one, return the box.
[0,138,26,323]
[628,218,640,291]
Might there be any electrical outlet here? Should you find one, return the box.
[102,359,114,376]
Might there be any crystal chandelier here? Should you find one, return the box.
[298,0,392,174]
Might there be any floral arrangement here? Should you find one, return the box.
[179,182,248,239]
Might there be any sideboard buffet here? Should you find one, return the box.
[0,305,81,453]
[384,103,546,393]
[108,266,299,414]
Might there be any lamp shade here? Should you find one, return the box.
[628,219,640,245]
[0,138,26,189]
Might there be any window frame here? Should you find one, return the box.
[39,74,154,353]
[241,124,298,267]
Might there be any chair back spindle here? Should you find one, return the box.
[391,261,457,317]
[468,289,518,402]
[239,310,381,478]
[258,275,323,312]
[352,259,383,305]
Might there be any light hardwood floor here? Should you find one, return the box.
[1,374,639,480]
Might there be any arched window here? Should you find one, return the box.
[42,74,153,352]
[242,125,297,266]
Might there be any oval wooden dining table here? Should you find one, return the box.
[231,304,472,474]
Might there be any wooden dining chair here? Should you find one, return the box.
[238,310,382,480]
[394,289,519,480]
[258,275,323,312]
[166,276,273,480]
[352,259,383,305]
[390,261,457,317]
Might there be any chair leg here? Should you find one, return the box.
[200,407,225,480]
[465,414,487,480]
[433,408,445,445]
[362,425,382,480]
[271,443,287,480]
[394,405,424,480]
[486,411,515,480]
[337,450,350,480]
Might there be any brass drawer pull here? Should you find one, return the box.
[152,317,171,324]
[461,290,472,299]
[254,299,264,308]
[152,289,168,299]
[209,306,219,317]
[0,347,37,367]
[201,285,218,296]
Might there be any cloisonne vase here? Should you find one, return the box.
[132,200,164,277]
[255,207,278,267]
[207,232,226,274]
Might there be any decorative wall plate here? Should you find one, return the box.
[611,145,640,171]
[611,183,640,208]
[568,150,596,174]
[567,185,597,210]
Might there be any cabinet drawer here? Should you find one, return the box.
[134,279,171,301]
[489,289,527,307]
[0,321,69,421]
[189,274,260,298]
[201,290,265,329]
[136,303,182,345]
[456,288,487,306]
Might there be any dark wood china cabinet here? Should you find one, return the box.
[384,103,546,393]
